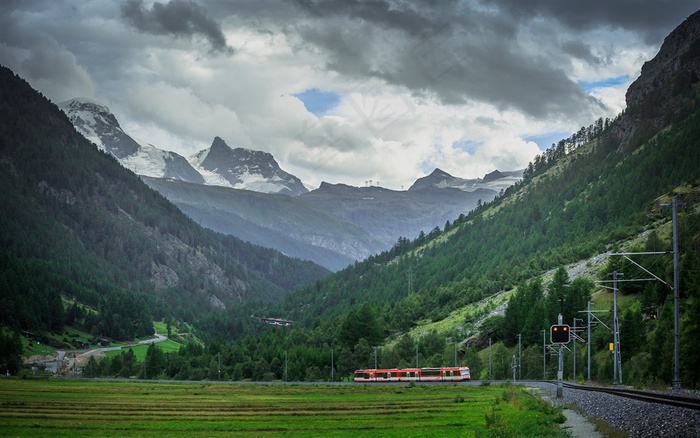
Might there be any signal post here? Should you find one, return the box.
[551,314,570,399]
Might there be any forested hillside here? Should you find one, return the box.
[129,13,700,386]
[278,12,700,329]
[0,66,328,356]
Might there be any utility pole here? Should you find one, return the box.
[587,302,592,385]
[672,198,681,390]
[659,198,681,390]
[613,271,622,385]
[573,318,583,382]
[488,338,492,380]
[542,329,546,380]
[581,301,612,385]
[517,334,522,381]
[331,349,334,382]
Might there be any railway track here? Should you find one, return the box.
[558,381,700,411]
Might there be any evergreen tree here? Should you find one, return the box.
[620,308,645,360]
[395,334,416,366]
[143,343,165,379]
[546,267,570,324]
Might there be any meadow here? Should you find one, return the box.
[0,379,566,437]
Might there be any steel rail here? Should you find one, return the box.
[561,382,700,411]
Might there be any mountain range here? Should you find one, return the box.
[0,66,329,343]
[58,98,307,195]
[60,98,522,270]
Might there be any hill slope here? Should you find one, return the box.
[282,9,700,327]
[254,10,700,386]
[0,66,328,342]
[141,177,377,270]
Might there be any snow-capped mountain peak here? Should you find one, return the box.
[60,98,308,195]
[59,97,139,158]
[189,137,309,196]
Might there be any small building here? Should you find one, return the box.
[259,317,293,327]
[73,340,89,349]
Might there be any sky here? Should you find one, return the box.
[1,0,698,190]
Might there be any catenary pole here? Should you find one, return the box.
[542,329,546,380]
[517,334,522,381]
[489,338,492,380]
[613,271,621,385]
[587,301,592,384]
[672,198,681,390]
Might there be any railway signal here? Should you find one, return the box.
[550,324,570,344]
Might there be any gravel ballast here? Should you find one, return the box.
[528,382,700,437]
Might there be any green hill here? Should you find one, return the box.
[0,66,329,371]
[238,11,700,386]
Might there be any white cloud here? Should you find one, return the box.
[113,80,251,154]
[0,0,695,190]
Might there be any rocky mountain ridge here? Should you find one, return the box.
[409,168,522,193]
[626,9,700,108]
[60,97,523,270]
[190,136,308,196]
[59,99,306,196]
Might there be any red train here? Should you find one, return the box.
[353,366,471,382]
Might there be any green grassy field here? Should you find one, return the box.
[0,379,566,437]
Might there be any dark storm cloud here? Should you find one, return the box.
[293,0,454,37]
[120,0,233,54]
[284,0,698,120]
[489,0,700,44]
[561,40,600,66]
[0,1,95,102]
[288,1,590,119]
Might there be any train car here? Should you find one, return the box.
[353,366,470,382]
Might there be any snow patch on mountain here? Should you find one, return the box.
[121,142,172,178]
[235,170,294,194]
[192,166,235,188]
[409,168,523,194]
